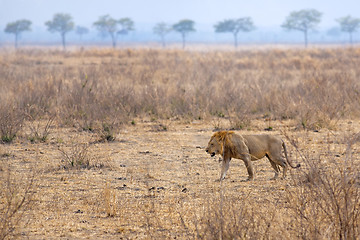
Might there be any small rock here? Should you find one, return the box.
[115,177,127,180]
[139,150,151,154]
[116,184,127,190]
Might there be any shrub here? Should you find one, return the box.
[58,143,91,169]
[286,133,360,239]
[0,104,24,144]
[194,191,280,239]
[0,166,35,239]
[27,117,55,143]
[58,141,111,169]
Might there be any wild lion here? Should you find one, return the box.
[205,131,300,181]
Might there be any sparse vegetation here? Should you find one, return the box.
[0,166,35,240]
[0,103,24,144]
[284,131,360,239]
[1,47,360,238]
[1,48,360,129]
[58,142,96,169]
[27,117,54,143]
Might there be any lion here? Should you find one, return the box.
[205,131,300,181]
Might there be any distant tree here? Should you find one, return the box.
[336,15,360,44]
[153,22,172,47]
[76,26,89,41]
[45,13,74,50]
[173,19,195,49]
[117,18,135,37]
[93,15,118,48]
[281,9,322,47]
[214,17,255,48]
[4,19,32,48]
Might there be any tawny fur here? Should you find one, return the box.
[205,131,300,181]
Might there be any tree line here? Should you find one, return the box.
[4,9,360,49]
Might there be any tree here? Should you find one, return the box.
[117,18,135,45]
[336,15,360,44]
[93,15,118,48]
[214,17,255,48]
[117,18,134,36]
[4,19,32,48]
[281,9,322,47]
[153,22,172,48]
[173,19,195,49]
[76,26,89,41]
[45,13,74,50]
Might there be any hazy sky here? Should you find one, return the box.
[1,0,359,30]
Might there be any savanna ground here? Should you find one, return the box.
[1,46,360,239]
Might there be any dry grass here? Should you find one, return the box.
[1,47,360,239]
[0,162,35,240]
[1,48,360,129]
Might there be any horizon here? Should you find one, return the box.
[1,0,359,45]
[1,0,360,28]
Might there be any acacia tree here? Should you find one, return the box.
[93,15,118,48]
[337,15,360,44]
[4,19,32,48]
[153,22,172,48]
[117,18,135,38]
[173,19,195,49]
[281,9,322,47]
[214,17,255,48]
[45,13,74,50]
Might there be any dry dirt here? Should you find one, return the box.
[1,118,360,239]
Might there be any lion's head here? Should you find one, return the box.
[206,131,234,157]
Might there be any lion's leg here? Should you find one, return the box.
[220,158,231,181]
[281,160,288,179]
[242,154,254,181]
[270,161,280,180]
[269,154,288,179]
[276,157,288,179]
[266,154,280,180]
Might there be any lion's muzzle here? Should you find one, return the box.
[206,149,216,157]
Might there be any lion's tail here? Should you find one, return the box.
[282,140,300,169]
